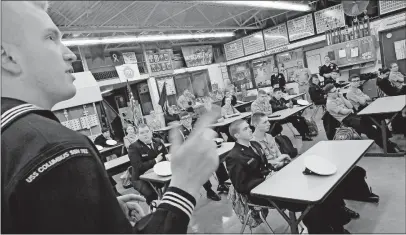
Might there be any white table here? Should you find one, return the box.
[357,95,406,157]
[99,143,123,155]
[234,101,253,112]
[284,93,306,101]
[267,104,311,135]
[139,142,235,199]
[251,140,374,234]
[209,112,252,127]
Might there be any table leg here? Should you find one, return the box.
[365,115,405,157]
[268,199,314,234]
[147,181,164,200]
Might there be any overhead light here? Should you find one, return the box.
[62,32,235,46]
[212,1,311,12]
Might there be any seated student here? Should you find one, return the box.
[178,112,227,198]
[221,96,240,118]
[324,84,401,153]
[94,128,114,147]
[324,69,348,88]
[128,124,168,205]
[346,74,372,112]
[251,89,283,137]
[389,62,405,91]
[309,75,327,105]
[123,125,138,150]
[270,88,313,141]
[164,105,180,126]
[251,112,292,170]
[225,119,353,234]
[221,89,238,107]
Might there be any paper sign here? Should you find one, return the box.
[339,49,347,58]
[122,52,138,64]
[394,39,406,60]
[351,47,359,57]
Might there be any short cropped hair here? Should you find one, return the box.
[251,112,267,126]
[258,89,267,95]
[331,69,339,73]
[349,74,360,81]
[229,119,246,140]
[273,88,282,92]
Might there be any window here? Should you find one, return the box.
[135,81,153,115]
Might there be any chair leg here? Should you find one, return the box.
[241,209,252,234]
[259,210,275,234]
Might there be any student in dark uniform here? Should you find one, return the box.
[225,120,354,234]
[319,55,338,87]
[270,67,286,92]
[309,75,327,105]
[1,2,221,233]
[270,88,313,141]
[178,112,228,198]
[128,124,168,205]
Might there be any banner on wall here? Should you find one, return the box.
[115,64,141,82]
[109,51,124,65]
[181,45,213,67]
[122,52,138,64]
[146,49,174,77]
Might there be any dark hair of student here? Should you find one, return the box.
[379,67,390,75]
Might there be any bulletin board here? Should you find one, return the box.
[287,13,315,42]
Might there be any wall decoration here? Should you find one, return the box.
[224,39,245,61]
[157,76,177,95]
[146,49,174,77]
[242,31,266,55]
[263,23,289,50]
[314,4,346,34]
[379,0,406,15]
[287,13,315,41]
[181,45,213,67]
[122,52,138,64]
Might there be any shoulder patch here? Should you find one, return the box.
[24,147,92,184]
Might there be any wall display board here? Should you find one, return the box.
[181,45,213,68]
[229,62,254,91]
[224,39,245,61]
[325,35,377,67]
[242,31,266,56]
[263,23,289,50]
[252,56,275,88]
[379,0,406,15]
[314,4,345,34]
[394,39,406,60]
[287,13,315,42]
[157,76,177,95]
[146,49,174,77]
[122,52,138,64]
[276,48,304,83]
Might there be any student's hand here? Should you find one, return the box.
[155,153,163,163]
[168,107,220,199]
[117,194,146,222]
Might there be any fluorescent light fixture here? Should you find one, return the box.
[62,32,235,46]
[213,1,311,12]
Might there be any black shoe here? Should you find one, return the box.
[302,135,313,141]
[217,184,229,194]
[207,191,221,201]
[343,206,360,219]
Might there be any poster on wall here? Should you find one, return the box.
[109,51,124,65]
[276,48,304,83]
[115,64,141,82]
[122,52,138,64]
[157,76,177,95]
[379,0,406,15]
[394,39,406,60]
[287,13,315,42]
[252,56,275,88]
[314,4,345,34]
[181,45,213,68]
[263,23,289,50]
[242,31,266,55]
[146,49,174,77]
[224,39,245,61]
[229,62,253,91]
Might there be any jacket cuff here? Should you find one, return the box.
[158,187,196,219]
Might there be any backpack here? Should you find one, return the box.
[305,118,318,137]
[333,125,362,140]
[275,135,298,159]
[120,166,133,189]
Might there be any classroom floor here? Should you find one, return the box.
[114,107,406,234]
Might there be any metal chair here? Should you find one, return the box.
[311,104,326,120]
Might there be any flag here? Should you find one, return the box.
[126,80,140,126]
[101,100,118,135]
[158,82,168,114]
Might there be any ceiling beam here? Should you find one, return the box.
[67,1,101,27]
[214,8,255,26]
[59,26,260,34]
[154,3,200,26]
[143,2,161,26]
[196,6,215,26]
[241,9,261,26]
[100,2,137,26]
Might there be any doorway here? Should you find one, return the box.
[379,26,406,74]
